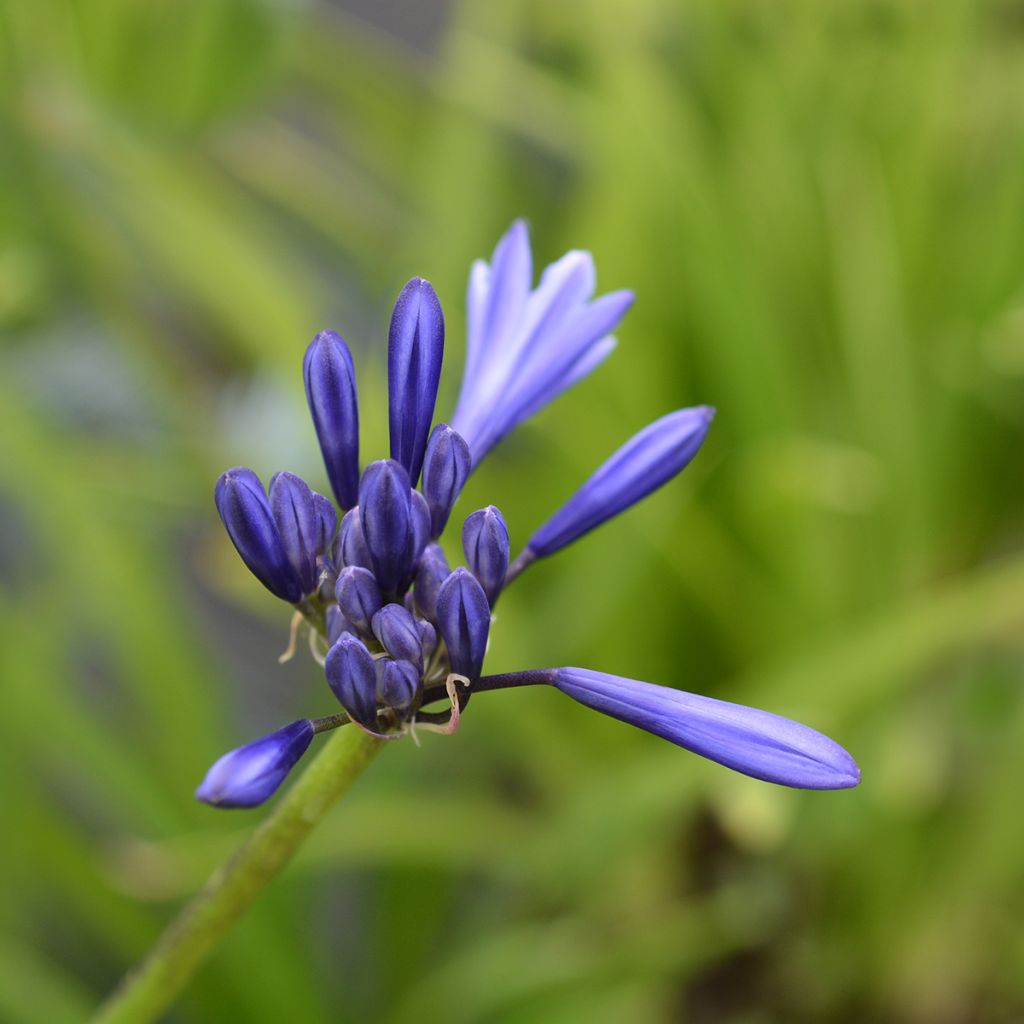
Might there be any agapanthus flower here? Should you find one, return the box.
[198,221,860,809]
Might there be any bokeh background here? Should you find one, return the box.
[3,1,1024,1021]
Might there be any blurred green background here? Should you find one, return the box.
[3,0,1024,1021]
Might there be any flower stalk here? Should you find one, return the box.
[92,728,383,1024]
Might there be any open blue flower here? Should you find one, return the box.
[201,221,859,808]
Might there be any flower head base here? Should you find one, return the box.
[203,222,859,808]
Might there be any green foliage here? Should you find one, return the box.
[2,0,1023,1019]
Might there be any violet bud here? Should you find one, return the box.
[410,489,431,564]
[377,658,420,714]
[553,668,861,790]
[304,329,360,509]
[359,459,415,595]
[215,467,304,604]
[335,507,373,571]
[462,505,509,607]
[388,278,445,486]
[527,406,713,561]
[412,542,450,621]
[313,492,338,556]
[326,604,356,644]
[436,567,490,682]
[325,634,378,730]
[421,423,471,537]
[371,603,424,665]
[269,471,320,595]
[417,619,437,659]
[334,565,383,636]
[196,719,314,809]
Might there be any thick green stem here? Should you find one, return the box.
[92,727,384,1024]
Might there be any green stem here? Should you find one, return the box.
[92,727,384,1024]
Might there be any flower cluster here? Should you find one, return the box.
[197,222,859,809]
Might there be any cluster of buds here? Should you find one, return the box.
[198,222,859,809]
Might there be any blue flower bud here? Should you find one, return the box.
[552,669,861,790]
[436,567,490,681]
[526,407,713,561]
[195,719,314,808]
[410,489,431,565]
[326,604,356,644]
[335,507,373,571]
[462,505,509,607]
[325,635,378,729]
[313,492,338,556]
[371,603,423,665]
[412,542,450,621]
[421,423,471,537]
[214,467,304,604]
[359,459,415,595]
[377,658,420,714]
[388,278,445,486]
[269,471,320,595]
[304,329,360,509]
[417,619,437,659]
[334,566,383,636]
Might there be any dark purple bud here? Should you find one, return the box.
[552,669,861,790]
[334,566,383,636]
[195,719,314,809]
[359,460,415,595]
[304,329,360,509]
[410,489,431,565]
[436,568,490,681]
[326,604,356,644]
[417,619,437,659]
[335,507,373,571]
[325,634,378,729]
[269,471,320,595]
[388,278,445,486]
[527,407,713,560]
[377,658,420,714]
[421,423,471,537]
[372,603,423,665]
[214,468,304,604]
[412,542,450,621]
[313,492,338,555]
[462,505,510,607]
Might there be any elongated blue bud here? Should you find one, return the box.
[195,719,314,809]
[269,471,320,595]
[412,542,450,621]
[335,507,373,571]
[326,604,356,644]
[304,329,360,509]
[215,468,303,603]
[313,492,338,555]
[377,658,420,714]
[436,568,490,681]
[552,669,860,790]
[334,566,383,636]
[388,278,445,486]
[372,603,424,665]
[359,459,414,595]
[325,635,378,729]
[421,423,471,537]
[522,407,713,565]
[462,505,509,607]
